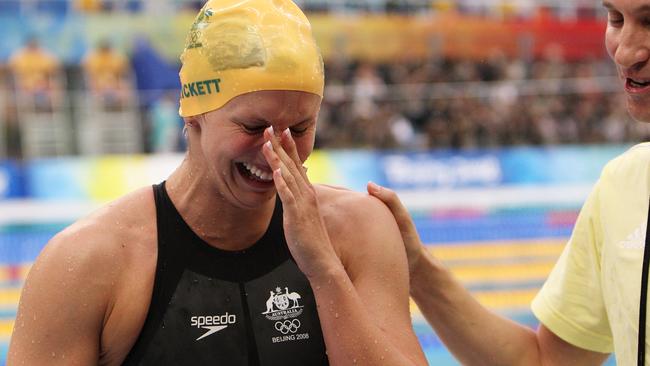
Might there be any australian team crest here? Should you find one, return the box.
[186,6,214,49]
[262,286,304,321]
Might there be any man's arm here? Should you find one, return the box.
[409,244,608,365]
[7,224,114,365]
[368,183,610,366]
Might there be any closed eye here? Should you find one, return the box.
[289,120,316,136]
[289,126,310,136]
[608,11,624,27]
[240,124,267,135]
[643,17,650,27]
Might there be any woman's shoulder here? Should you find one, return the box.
[315,184,388,213]
[314,184,398,236]
[313,184,407,280]
[46,186,157,273]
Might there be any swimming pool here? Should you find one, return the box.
[0,208,616,365]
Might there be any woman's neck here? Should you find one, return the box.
[165,159,276,251]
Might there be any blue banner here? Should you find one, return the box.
[380,145,630,190]
[381,151,502,189]
[0,144,637,201]
[0,160,24,199]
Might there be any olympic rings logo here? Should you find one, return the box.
[274,319,301,334]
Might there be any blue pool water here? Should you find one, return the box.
[0,208,617,365]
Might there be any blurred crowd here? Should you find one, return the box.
[0,0,643,159]
[316,52,642,150]
[0,34,644,159]
[0,35,636,156]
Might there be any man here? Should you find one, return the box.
[7,1,426,365]
[369,0,650,364]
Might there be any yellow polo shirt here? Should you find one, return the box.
[532,142,650,364]
[82,49,128,92]
[8,48,59,92]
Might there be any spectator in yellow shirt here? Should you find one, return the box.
[82,39,133,109]
[8,37,62,112]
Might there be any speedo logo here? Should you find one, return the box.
[191,313,236,341]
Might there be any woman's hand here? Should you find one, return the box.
[262,126,341,279]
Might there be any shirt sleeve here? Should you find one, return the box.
[531,175,614,353]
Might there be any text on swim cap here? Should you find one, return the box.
[181,79,222,99]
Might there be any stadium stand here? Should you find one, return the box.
[0,0,638,158]
[77,39,142,155]
[7,38,72,158]
[0,67,5,159]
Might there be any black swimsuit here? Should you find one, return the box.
[122,182,328,366]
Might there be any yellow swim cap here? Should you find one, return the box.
[178,0,324,117]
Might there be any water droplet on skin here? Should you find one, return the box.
[352,358,357,364]
[51,352,55,357]
[334,313,339,319]
[67,267,73,272]
[315,285,321,290]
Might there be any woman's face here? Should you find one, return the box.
[190,90,321,209]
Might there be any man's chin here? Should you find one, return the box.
[627,99,650,124]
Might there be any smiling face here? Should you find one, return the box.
[604,0,650,122]
[187,90,321,209]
